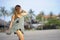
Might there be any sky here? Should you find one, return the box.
[0,0,60,22]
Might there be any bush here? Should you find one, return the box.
[44,18,60,29]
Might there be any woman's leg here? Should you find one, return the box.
[16,30,24,40]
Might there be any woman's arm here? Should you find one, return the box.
[9,15,15,30]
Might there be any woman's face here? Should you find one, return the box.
[15,7,21,11]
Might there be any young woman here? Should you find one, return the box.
[9,5,27,40]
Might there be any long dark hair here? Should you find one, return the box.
[14,5,21,19]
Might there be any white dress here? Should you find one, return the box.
[10,16,24,33]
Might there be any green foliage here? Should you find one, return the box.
[36,11,44,21]
[45,18,60,26]
[24,15,29,22]
[36,15,41,21]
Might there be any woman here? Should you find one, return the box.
[9,5,27,40]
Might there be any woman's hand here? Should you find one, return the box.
[6,28,11,35]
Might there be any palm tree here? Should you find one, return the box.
[10,7,15,15]
[28,9,35,29]
[36,11,44,22]
[49,12,53,19]
[39,11,44,29]
[40,11,44,22]
[57,13,60,19]
[36,11,44,30]
[0,7,9,31]
[29,9,35,19]
[24,14,29,22]
[0,7,9,16]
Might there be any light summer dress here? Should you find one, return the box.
[10,14,25,33]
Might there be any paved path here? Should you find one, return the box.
[0,29,60,40]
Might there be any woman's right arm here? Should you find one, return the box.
[9,15,15,30]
